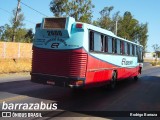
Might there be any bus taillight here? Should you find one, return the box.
[76,23,83,28]
[69,80,84,87]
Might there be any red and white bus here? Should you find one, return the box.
[31,17,143,89]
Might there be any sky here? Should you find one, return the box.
[0,0,160,52]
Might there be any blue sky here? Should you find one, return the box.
[0,0,160,52]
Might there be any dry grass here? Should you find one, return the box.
[150,61,160,66]
[144,58,160,66]
[0,58,31,74]
[144,59,155,63]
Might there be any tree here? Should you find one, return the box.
[69,0,94,23]
[11,5,25,42]
[0,2,33,43]
[137,23,148,51]
[152,44,160,51]
[25,29,34,43]
[118,12,139,40]
[93,6,115,30]
[0,26,5,39]
[118,12,148,51]
[50,0,68,17]
[1,7,26,42]
[1,24,33,43]
[11,9,25,29]
[50,0,94,23]
[152,44,160,58]
[0,24,12,41]
[152,44,160,65]
[94,8,148,51]
[93,6,121,34]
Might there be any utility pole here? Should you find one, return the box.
[12,0,21,42]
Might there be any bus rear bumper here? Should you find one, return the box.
[30,73,85,88]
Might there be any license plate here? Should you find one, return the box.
[47,81,55,85]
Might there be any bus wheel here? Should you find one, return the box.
[109,71,117,89]
[134,76,138,81]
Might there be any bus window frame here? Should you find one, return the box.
[104,36,108,52]
[88,29,142,58]
[89,30,94,51]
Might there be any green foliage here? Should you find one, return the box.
[0,26,5,38]
[151,61,160,66]
[11,9,25,29]
[94,6,114,30]
[50,0,68,17]
[25,29,34,43]
[152,44,160,52]
[0,24,34,43]
[94,7,148,51]
[50,0,94,23]
[0,8,34,43]
[118,12,139,40]
[152,44,160,58]
[0,24,12,41]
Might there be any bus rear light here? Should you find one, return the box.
[76,23,83,28]
[69,80,84,86]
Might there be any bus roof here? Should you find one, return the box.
[78,22,143,47]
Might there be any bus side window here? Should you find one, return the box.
[137,47,141,62]
[120,40,124,54]
[89,31,94,51]
[115,39,117,53]
[136,46,138,56]
[94,32,101,52]
[104,36,108,52]
[140,47,143,62]
[127,43,130,55]
[112,38,117,53]
[108,36,112,53]
[117,39,120,54]
[120,40,122,54]
[132,44,135,56]
[130,44,132,56]
[124,42,127,55]
[112,38,114,53]
[101,34,104,52]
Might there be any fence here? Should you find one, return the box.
[0,42,32,59]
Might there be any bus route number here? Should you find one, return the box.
[47,31,62,36]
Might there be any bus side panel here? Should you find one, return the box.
[117,66,139,80]
[85,54,114,88]
[85,54,140,88]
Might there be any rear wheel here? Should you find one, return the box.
[109,71,117,89]
[134,76,138,81]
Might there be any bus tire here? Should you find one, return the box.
[134,76,138,81]
[109,71,117,89]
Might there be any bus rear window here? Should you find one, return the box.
[43,18,66,29]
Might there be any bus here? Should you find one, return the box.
[31,17,143,89]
